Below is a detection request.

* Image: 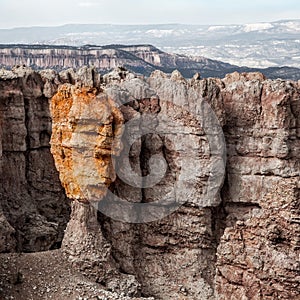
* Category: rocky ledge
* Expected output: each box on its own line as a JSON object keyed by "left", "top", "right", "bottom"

{"left": 0, "top": 66, "right": 299, "bottom": 299}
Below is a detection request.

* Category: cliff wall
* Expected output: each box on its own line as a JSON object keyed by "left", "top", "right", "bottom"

{"left": 0, "top": 67, "right": 70, "bottom": 252}
{"left": 2, "top": 44, "right": 300, "bottom": 80}
{"left": 0, "top": 66, "right": 299, "bottom": 299}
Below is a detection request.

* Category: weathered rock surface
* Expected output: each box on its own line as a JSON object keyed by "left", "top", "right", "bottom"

{"left": 1, "top": 44, "right": 300, "bottom": 80}
{"left": 49, "top": 80, "right": 143, "bottom": 296}
{"left": 0, "top": 66, "right": 70, "bottom": 253}
{"left": 0, "top": 250, "right": 154, "bottom": 300}
{"left": 101, "top": 69, "right": 299, "bottom": 299}
{"left": 99, "top": 69, "right": 226, "bottom": 299}
{"left": 215, "top": 72, "right": 300, "bottom": 299}
{"left": 0, "top": 66, "right": 299, "bottom": 299}
{"left": 50, "top": 84, "right": 123, "bottom": 202}
{"left": 0, "top": 44, "right": 240, "bottom": 80}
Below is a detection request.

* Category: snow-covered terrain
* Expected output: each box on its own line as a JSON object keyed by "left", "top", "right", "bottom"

{"left": 243, "top": 23, "right": 274, "bottom": 32}
{"left": 0, "top": 20, "right": 299, "bottom": 68}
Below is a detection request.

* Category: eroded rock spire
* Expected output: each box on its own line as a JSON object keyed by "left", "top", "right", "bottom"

{"left": 50, "top": 85, "right": 123, "bottom": 203}
{"left": 49, "top": 84, "right": 141, "bottom": 295}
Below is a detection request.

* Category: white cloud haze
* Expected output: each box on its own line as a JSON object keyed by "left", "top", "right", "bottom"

{"left": 78, "top": 1, "right": 100, "bottom": 7}
{"left": 0, "top": 0, "right": 299, "bottom": 28}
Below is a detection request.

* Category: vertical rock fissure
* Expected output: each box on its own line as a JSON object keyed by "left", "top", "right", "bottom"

{"left": 139, "top": 135, "right": 149, "bottom": 204}
{"left": 23, "top": 96, "right": 32, "bottom": 196}
{"left": 210, "top": 193, "right": 227, "bottom": 253}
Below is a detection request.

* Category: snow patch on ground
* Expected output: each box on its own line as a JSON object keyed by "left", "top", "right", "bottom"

{"left": 208, "top": 26, "right": 228, "bottom": 31}
{"left": 243, "top": 23, "right": 274, "bottom": 32}
{"left": 283, "top": 21, "right": 300, "bottom": 31}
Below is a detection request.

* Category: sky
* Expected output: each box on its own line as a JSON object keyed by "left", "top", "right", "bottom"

{"left": 0, "top": 0, "right": 300, "bottom": 28}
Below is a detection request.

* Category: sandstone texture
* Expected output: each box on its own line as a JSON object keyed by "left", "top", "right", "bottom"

{"left": 0, "top": 45, "right": 236, "bottom": 79}
{"left": 0, "top": 66, "right": 299, "bottom": 299}
{"left": 215, "top": 72, "right": 300, "bottom": 299}
{"left": 49, "top": 82, "right": 143, "bottom": 295}
{"left": 50, "top": 84, "right": 123, "bottom": 202}
{"left": 1, "top": 44, "right": 300, "bottom": 80}
{"left": 0, "top": 66, "right": 70, "bottom": 253}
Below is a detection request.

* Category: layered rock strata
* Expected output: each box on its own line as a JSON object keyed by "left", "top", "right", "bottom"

{"left": 49, "top": 82, "right": 141, "bottom": 294}
{"left": 50, "top": 84, "right": 124, "bottom": 202}
{"left": 0, "top": 66, "right": 299, "bottom": 299}
{"left": 1, "top": 44, "right": 300, "bottom": 80}
{"left": 215, "top": 72, "right": 300, "bottom": 299}
{"left": 0, "top": 67, "right": 70, "bottom": 252}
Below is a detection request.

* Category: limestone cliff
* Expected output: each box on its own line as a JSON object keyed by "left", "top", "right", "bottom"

{"left": 0, "top": 67, "right": 70, "bottom": 253}
{"left": 0, "top": 66, "right": 299, "bottom": 299}
{"left": 1, "top": 44, "right": 300, "bottom": 80}
{"left": 215, "top": 72, "right": 300, "bottom": 299}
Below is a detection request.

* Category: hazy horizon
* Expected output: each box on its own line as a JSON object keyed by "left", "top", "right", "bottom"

{"left": 1, "top": 0, "right": 300, "bottom": 29}
{"left": 1, "top": 18, "right": 300, "bottom": 30}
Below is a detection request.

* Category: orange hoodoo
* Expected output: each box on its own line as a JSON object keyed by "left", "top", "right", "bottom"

{"left": 50, "top": 84, "right": 124, "bottom": 203}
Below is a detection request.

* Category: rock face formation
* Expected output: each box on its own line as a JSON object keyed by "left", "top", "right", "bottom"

{"left": 0, "top": 67, "right": 70, "bottom": 253}
{"left": 1, "top": 44, "right": 300, "bottom": 80}
{"left": 0, "top": 66, "right": 299, "bottom": 299}
{"left": 215, "top": 72, "right": 300, "bottom": 299}
{"left": 50, "top": 85, "right": 124, "bottom": 202}
{"left": 49, "top": 82, "right": 139, "bottom": 293}
{"left": 0, "top": 45, "right": 153, "bottom": 73}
